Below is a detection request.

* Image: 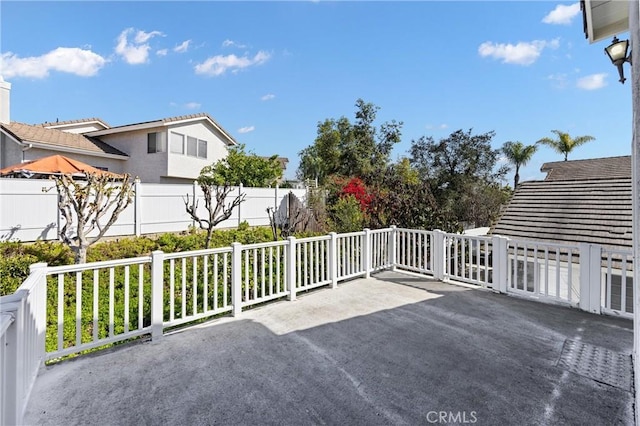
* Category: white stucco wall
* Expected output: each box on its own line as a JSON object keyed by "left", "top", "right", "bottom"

{"left": 100, "top": 128, "right": 168, "bottom": 182}
{"left": 99, "top": 120, "right": 231, "bottom": 183}
{"left": 0, "top": 133, "right": 24, "bottom": 167}
{"left": 166, "top": 121, "right": 231, "bottom": 180}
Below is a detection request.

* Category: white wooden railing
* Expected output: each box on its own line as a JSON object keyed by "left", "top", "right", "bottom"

{"left": 601, "top": 247, "right": 634, "bottom": 318}
{"left": 0, "top": 226, "right": 634, "bottom": 425}
{"left": 0, "top": 263, "right": 47, "bottom": 426}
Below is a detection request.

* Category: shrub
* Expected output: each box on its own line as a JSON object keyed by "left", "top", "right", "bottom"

{"left": 328, "top": 195, "right": 366, "bottom": 233}
{"left": 0, "top": 254, "right": 39, "bottom": 295}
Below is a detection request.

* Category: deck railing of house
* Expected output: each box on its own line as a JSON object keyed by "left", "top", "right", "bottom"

{"left": 0, "top": 226, "right": 634, "bottom": 425}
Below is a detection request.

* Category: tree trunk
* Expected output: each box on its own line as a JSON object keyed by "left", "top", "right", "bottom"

{"left": 514, "top": 166, "right": 520, "bottom": 188}
{"left": 73, "top": 245, "right": 88, "bottom": 264}
{"left": 205, "top": 227, "right": 213, "bottom": 249}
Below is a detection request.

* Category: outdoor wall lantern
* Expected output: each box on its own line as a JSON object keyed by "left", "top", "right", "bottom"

{"left": 605, "top": 36, "right": 632, "bottom": 84}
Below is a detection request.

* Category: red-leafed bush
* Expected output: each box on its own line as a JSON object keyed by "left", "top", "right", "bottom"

{"left": 340, "top": 177, "right": 371, "bottom": 210}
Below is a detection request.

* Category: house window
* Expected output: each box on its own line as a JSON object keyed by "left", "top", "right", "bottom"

{"left": 187, "top": 136, "right": 198, "bottom": 157}
{"left": 169, "top": 132, "right": 207, "bottom": 159}
{"left": 170, "top": 132, "right": 184, "bottom": 154}
{"left": 147, "top": 132, "right": 166, "bottom": 153}
{"left": 198, "top": 140, "right": 207, "bottom": 159}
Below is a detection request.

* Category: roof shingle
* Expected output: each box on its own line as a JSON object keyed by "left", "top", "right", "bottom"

{"left": 541, "top": 156, "right": 631, "bottom": 181}
{"left": 491, "top": 178, "right": 632, "bottom": 250}
{"left": 1, "top": 122, "right": 127, "bottom": 157}
{"left": 37, "top": 117, "right": 111, "bottom": 128}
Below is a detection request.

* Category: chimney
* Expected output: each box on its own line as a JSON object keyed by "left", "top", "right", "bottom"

{"left": 0, "top": 76, "right": 11, "bottom": 124}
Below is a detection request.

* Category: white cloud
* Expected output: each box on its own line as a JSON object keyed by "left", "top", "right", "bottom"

{"left": 425, "top": 123, "right": 448, "bottom": 130}
{"left": 238, "top": 126, "right": 255, "bottom": 134}
{"left": 222, "top": 39, "right": 247, "bottom": 49}
{"left": 156, "top": 49, "right": 168, "bottom": 56}
{"left": 0, "top": 47, "right": 106, "bottom": 79}
{"left": 174, "top": 40, "right": 191, "bottom": 53}
{"left": 576, "top": 73, "right": 607, "bottom": 90}
{"left": 170, "top": 101, "right": 202, "bottom": 109}
{"left": 134, "top": 30, "right": 163, "bottom": 44}
{"left": 261, "top": 93, "right": 275, "bottom": 101}
{"left": 542, "top": 3, "right": 581, "bottom": 25}
{"left": 547, "top": 73, "right": 568, "bottom": 89}
{"left": 115, "top": 28, "right": 163, "bottom": 65}
{"left": 194, "top": 51, "right": 270, "bottom": 76}
{"left": 478, "top": 39, "right": 558, "bottom": 66}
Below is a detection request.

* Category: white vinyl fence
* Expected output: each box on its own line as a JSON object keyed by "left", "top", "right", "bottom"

{"left": 0, "top": 178, "right": 306, "bottom": 242}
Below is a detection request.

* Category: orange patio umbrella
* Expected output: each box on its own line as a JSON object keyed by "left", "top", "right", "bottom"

{"left": 0, "top": 154, "right": 125, "bottom": 179}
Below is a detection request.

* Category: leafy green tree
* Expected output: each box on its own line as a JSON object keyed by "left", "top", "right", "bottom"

{"left": 214, "top": 144, "right": 282, "bottom": 187}
{"left": 298, "top": 99, "right": 402, "bottom": 184}
{"left": 501, "top": 141, "right": 538, "bottom": 188}
{"left": 537, "top": 130, "right": 595, "bottom": 161}
{"left": 409, "top": 129, "right": 509, "bottom": 228}
{"left": 184, "top": 144, "right": 282, "bottom": 248}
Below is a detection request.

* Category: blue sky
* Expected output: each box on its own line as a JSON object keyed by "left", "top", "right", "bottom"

{"left": 1, "top": 1, "right": 632, "bottom": 181}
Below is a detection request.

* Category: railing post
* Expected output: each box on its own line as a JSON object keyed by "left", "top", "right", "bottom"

{"left": 363, "top": 228, "right": 371, "bottom": 278}
{"left": 389, "top": 226, "right": 397, "bottom": 271}
{"left": 579, "top": 243, "right": 601, "bottom": 314}
{"left": 151, "top": 251, "right": 164, "bottom": 341}
{"left": 134, "top": 178, "right": 142, "bottom": 237}
{"left": 433, "top": 230, "right": 446, "bottom": 281}
{"left": 329, "top": 232, "right": 338, "bottom": 288}
{"left": 287, "top": 236, "right": 297, "bottom": 301}
{"left": 3, "top": 301, "right": 22, "bottom": 426}
{"left": 29, "top": 262, "right": 48, "bottom": 367}
{"left": 492, "top": 236, "right": 509, "bottom": 293}
{"left": 232, "top": 242, "right": 243, "bottom": 316}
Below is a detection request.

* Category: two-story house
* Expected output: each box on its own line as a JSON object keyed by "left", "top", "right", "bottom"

{"left": 0, "top": 78, "right": 238, "bottom": 183}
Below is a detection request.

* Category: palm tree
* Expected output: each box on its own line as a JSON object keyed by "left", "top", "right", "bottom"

{"left": 537, "top": 130, "right": 595, "bottom": 161}
{"left": 501, "top": 141, "right": 538, "bottom": 188}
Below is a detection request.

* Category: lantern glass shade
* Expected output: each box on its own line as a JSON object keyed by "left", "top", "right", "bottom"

{"left": 605, "top": 37, "right": 629, "bottom": 63}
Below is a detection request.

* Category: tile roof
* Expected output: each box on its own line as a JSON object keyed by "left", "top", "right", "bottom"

{"left": 491, "top": 178, "right": 632, "bottom": 250}
{"left": 541, "top": 156, "right": 631, "bottom": 181}
{"left": 89, "top": 113, "right": 237, "bottom": 145}
{"left": 37, "top": 117, "right": 111, "bottom": 128}
{"left": 1, "top": 122, "right": 128, "bottom": 157}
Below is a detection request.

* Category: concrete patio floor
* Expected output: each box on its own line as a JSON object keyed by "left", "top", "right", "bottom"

{"left": 25, "top": 271, "right": 634, "bottom": 425}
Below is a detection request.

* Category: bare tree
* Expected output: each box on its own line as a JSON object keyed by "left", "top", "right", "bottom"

{"left": 51, "top": 173, "right": 134, "bottom": 263}
{"left": 184, "top": 147, "right": 281, "bottom": 248}
{"left": 267, "top": 192, "right": 319, "bottom": 240}
{"left": 184, "top": 183, "right": 245, "bottom": 248}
